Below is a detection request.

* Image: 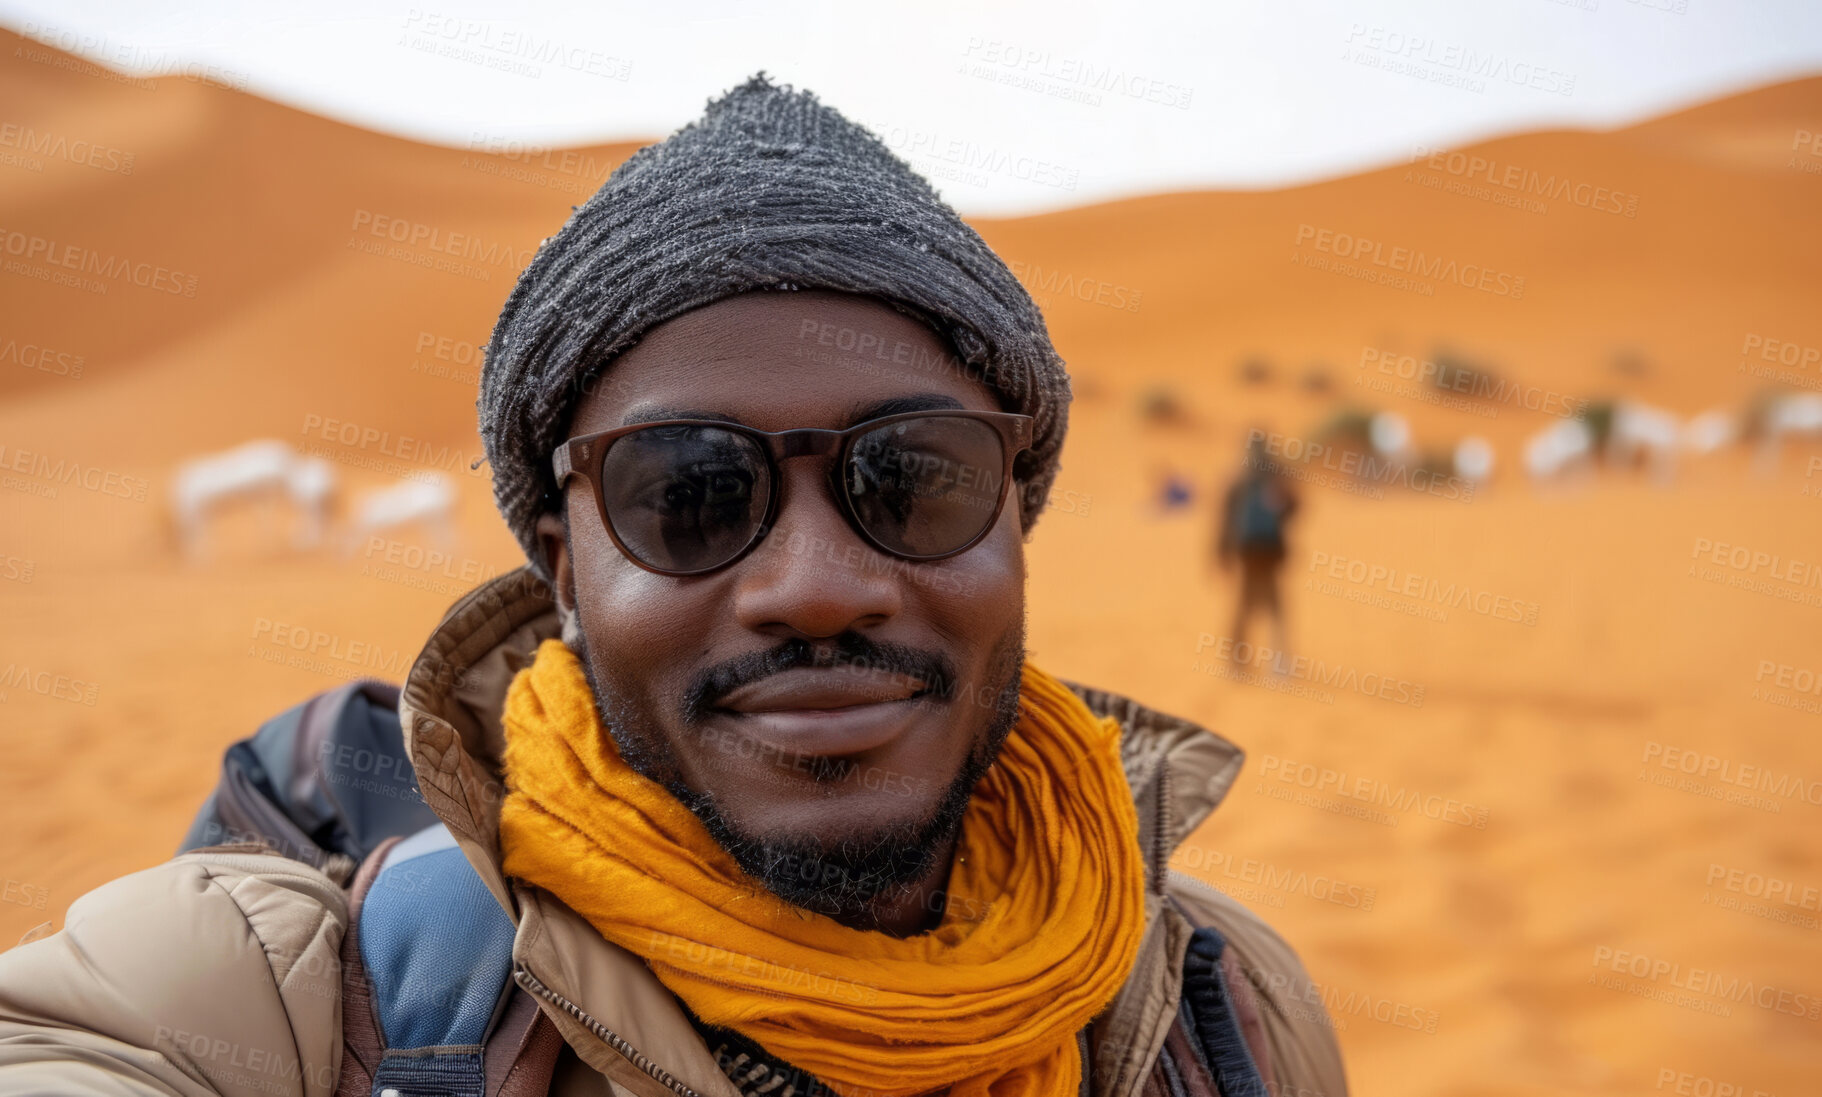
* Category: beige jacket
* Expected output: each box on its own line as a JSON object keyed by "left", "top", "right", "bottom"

{"left": 0, "top": 568, "right": 1347, "bottom": 1097}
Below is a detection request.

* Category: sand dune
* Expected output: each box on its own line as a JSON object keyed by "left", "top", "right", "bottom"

{"left": 2, "top": 31, "right": 1820, "bottom": 1097}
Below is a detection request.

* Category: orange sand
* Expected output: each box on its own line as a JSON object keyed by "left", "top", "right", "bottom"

{"left": 3, "top": 33, "right": 1820, "bottom": 1096}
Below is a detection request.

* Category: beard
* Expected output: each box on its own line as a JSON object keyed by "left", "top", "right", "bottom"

{"left": 568, "top": 618, "right": 1026, "bottom": 929}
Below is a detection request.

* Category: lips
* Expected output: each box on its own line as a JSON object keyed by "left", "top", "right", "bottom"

{"left": 719, "top": 667, "right": 930, "bottom": 712}
{"left": 712, "top": 667, "right": 936, "bottom": 757}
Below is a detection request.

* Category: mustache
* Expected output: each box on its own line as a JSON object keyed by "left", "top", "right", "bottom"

{"left": 682, "top": 633, "right": 958, "bottom": 726}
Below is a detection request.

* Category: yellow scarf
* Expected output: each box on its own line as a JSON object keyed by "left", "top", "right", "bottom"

{"left": 498, "top": 639, "right": 1145, "bottom": 1097}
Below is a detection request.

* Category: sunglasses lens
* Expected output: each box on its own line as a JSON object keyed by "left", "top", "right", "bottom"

{"left": 598, "top": 425, "right": 771, "bottom": 573}
{"left": 846, "top": 416, "right": 1008, "bottom": 557}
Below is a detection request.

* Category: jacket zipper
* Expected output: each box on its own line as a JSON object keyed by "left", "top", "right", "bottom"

{"left": 1152, "top": 763, "right": 1175, "bottom": 889}
{"left": 513, "top": 961, "right": 704, "bottom": 1097}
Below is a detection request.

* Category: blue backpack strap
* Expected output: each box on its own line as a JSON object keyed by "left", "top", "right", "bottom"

{"left": 1178, "top": 926, "right": 1269, "bottom": 1097}
{"left": 359, "top": 823, "right": 520, "bottom": 1097}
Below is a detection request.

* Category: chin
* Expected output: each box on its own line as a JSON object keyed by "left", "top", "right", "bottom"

{"left": 741, "top": 791, "right": 950, "bottom": 850}
{"left": 674, "top": 765, "right": 980, "bottom": 913}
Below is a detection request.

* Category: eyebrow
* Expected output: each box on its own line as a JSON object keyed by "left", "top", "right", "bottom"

{"left": 620, "top": 392, "right": 965, "bottom": 428}
{"left": 621, "top": 406, "right": 741, "bottom": 427}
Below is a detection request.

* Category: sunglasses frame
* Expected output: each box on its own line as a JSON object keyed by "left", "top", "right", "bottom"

{"left": 552, "top": 409, "right": 1036, "bottom": 577}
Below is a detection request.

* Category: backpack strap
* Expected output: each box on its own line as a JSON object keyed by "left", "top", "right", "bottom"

{"left": 1177, "top": 926, "right": 1270, "bottom": 1097}
{"left": 178, "top": 678, "right": 438, "bottom": 880}
{"left": 337, "top": 823, "right": 562, "bottom": 1097}
{"left": 337, "top": 835, "right": 401, "bottom": 1097}
{"left": 487, "top": 984, "right": 567, "bottom": 1097}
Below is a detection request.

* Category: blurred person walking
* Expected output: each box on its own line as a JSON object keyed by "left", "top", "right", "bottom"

{"left": 1215, "top": 434, "right": 1299, "bottom": 669}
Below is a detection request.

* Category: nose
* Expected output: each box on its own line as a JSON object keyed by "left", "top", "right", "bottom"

{"left": 730, "top": 460, "right": 903, "bottom": 639}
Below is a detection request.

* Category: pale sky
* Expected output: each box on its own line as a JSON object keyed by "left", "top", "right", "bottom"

{"left": 4, "top": 0, "right": 1819, "bottom": 215}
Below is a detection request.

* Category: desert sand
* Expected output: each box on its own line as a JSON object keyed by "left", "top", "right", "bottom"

{"left": 2, "top": 31, "right": 1820, "bottom": 1096}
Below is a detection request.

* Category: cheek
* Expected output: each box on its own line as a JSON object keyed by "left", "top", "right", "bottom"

{"left": 974, "top": 511, "right": 1026, "bottom": 603}
{"left": 568, "top": 511, "right": 704, "bottom": 687}
{"left": 919, "top": 501, "right": 1025, "bottom": 646}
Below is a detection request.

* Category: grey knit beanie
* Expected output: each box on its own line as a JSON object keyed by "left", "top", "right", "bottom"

{"left": 479, "top": 72, "right": 1071, "bottom": 580}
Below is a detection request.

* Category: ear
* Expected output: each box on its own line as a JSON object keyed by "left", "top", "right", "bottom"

{"left": 534, "top": 511, "right": 575, "bottom": 615}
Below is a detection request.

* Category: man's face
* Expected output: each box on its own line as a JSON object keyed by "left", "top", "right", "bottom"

{"left": 535, "top": 290, "right": 1028, "bottom": 920}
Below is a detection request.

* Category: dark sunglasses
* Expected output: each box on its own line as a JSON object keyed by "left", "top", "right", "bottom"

{"left": 552, "top": 410, "right": 1036, "bottom": 576}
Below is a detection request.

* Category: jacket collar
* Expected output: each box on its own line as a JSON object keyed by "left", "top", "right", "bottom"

{"left": 400, "top": 566, "right": 1246, "bottom": 1096}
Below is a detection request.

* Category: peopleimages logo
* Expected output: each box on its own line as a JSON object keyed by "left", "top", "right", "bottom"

{"left": 1689, "top": 538, "right": 1820, "bottom": 584}
{"left": 1704, "top": 863, "right": 1821, "bottom": 914}
{"left": 1654, "top": 1067, "right": 1776, "bottom": 1097}
{"left": 0, "top": 664, "right": 100, "bottom": 706}
{"left": 0, "top": 226, "right": 199, "bottom": 297}
{"left": 1740, "top": 332, "right": 1820, "bottom": 374}
{"left": 15, "top": 21, "right": 250, "bottom": 89}
{"left": 1357, "top": 347, "right": 1584, "bottom": 419}
{"left": 958, "top": 37, "right": 1195, "bottom": 110}
{"left": 1254, "top": 753, "right": 1486, "bottom": 828}
{"left": 1246, "top": 428, "right": 1475, "bottom": 502}
{"left": 1687, "top": 537, "right": 1822, "bottom": 609}
{"left": 1590, "top": 946, "right": 1821, "bottom": 1021}
{"left": 1294, "top": 224, "right": 1525, "bottom": 299}
{"left": 1307, "top": 550, "right": 1540, "bottom": 626}
{"left": 0, "top": 338, "right": 85, "bottom": 379}
{"left": 1639, "top": 740, "right": 1822, "bottom": 808}
{"left": 299, "top": 413, "right": 486, "bottom": 480}
{"left": 1175, "top": 847, "right": 1377, "bottom": 911}
{"left": 866, "top": 120, "right": 1081, "bottom": 192}
{"left": 247, "top": 617, "right": 418, "bottom": 683}
{"left": 1752, "top": 657, "right": 1822, "bottom": 717}
{"left": 1005, "top": 259, "right": 1142, "bottom": 313}
{"left": 151, "top": 1027, "right": 335, "bottom": 1091}
{"left": 459, "top": 133, "right": 614, "bottom": 197}
{"left": 1407, "top": 146, "right": 1639, "bottom": 218}
{"left": 646, "top": 931, "right": 880, "bottom": 1005}
{"left": 400, "top": 10, "right": 634, "bottom": 80}
{"left": 0, "top": 123, "right": 135, "bottom": 175}
{"left": 348, "top": 210, "right": 536, "bottom": 273}
{"left": 1342, "top": 24, "right": 1576, "bottom": 97}
{"left": 0, "top": 443, "right": 149, "bottom": 502}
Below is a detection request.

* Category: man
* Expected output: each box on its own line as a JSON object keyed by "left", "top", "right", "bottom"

{"left": 0, "top": 75, "right": 1346, "bottom": 1097}
{"left": 1215, "top": 433, "right": 1300, "bottom": 665}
